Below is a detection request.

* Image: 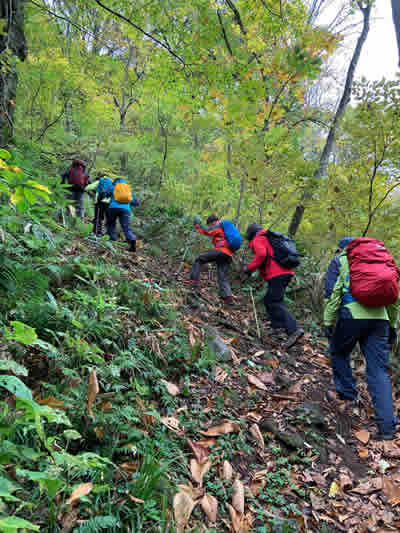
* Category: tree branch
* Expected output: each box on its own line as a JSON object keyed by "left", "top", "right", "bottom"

{"left": 225, "top": 0, "right": 246, "bottom": 35}
{"left": 92, "top": 0, "right": 187, "bottom": 67}
{"left": 217, "top": 9, "right": 233, "bottom": 56}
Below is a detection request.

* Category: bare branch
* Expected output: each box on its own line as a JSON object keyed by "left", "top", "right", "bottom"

{"left": 217, "top": 9, "right": 233, "bottom": 56}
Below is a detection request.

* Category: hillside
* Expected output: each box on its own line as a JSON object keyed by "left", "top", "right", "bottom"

{"left": 1, "top": 205, "right": 400, "bottom": 533}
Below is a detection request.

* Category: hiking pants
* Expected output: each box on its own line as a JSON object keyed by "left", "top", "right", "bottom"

{"left": 68, "top": 190, "right": 84, "bottom": 219}
{"left": 106, "top": 208, "right": 136, "bottom": 243}
{"left": 264, "top": 274, "right": 297, "bottom": 335}
{"left": 330, "top": 318, "right": 396, "bottom": 434}
{"left": 190, "top": 250, "right": 232, "bottom": 299}
{"left": 93, "top": 201, "right": 108, "bottom": 236}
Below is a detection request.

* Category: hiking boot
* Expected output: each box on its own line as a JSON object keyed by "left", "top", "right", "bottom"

{"left": 283, "top": 328, "right": 304, "bottom": 349}
{"left": 129, "top": 240, "right": 137, "bottom": 253}
{"left": 326, "top": 390, "right": 360, "bottom": 407}
{"left": 223, "top": 296, "right": 234, "bottom": 307}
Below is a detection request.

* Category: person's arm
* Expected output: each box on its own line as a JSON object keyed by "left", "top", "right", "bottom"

{"left": 247, "top": 238, "right": 267, "bottom": 273}
{"left": 324, "top": 257, "right": 340, "bottom": 299}
{"left": 195, "top": 222, "right": 221, "bottom": 237}
{"left": 61, "top": 169, "right": 69, "bottom": 184}
{"left": 85, "top": 180, "right": 99, "bottom": 192}
{"left": 131, "top": 195, "right": 139, "bottom": 207}
{"left": 323, "top": 259, "right": 344, "bottom": 326}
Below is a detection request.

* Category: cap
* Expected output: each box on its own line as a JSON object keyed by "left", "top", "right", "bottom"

{"left": 336, "top": 237, "right": 354, "bottom": 253}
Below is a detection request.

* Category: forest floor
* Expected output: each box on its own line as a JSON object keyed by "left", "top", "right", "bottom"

{"left": 15, "top": 228, "right": 400, "bottom": 533}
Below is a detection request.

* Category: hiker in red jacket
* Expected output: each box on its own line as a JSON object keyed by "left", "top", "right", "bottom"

{"left": 185, "top": 215, "right": 233, "bottom": 306}
{"left": 61, "top": 159, "right": 90, "bottom": 220}
{"left": 244, "top": 224, "right": 304, "bottom": 349}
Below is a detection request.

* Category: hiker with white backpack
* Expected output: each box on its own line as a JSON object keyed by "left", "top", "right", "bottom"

{"left": 185, "top": 215, "right": 242, "bottom": 307}
{"left": 324, "top": 237, "right": 400, "bottom": 441}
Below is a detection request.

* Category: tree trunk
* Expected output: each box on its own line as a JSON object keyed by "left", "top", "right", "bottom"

{"left": 288, "top": 1, "right": 371, "bottom": 237}
{"left": 392, "top": 0, "right": 400, "bottom": 67}
{"left": 0, "top": 0, "right": 26, "bottom": 147}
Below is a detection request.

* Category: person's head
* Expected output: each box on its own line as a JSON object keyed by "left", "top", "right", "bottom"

{"left": 206, "top": 215, "right": 219, "bottom": 226}
{"left": 335, "top": 236, "right": 354, "bottom": 254}
{"left": 246, "top": 223, "right": 263, "bottom": 242}
{"left": 72, "top": 159, "right": 85, "bottom": 169}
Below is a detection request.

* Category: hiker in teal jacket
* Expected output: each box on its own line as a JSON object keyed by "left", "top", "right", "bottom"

{"left": 106, "top": 178, "right": 139, "bottom": 252}
{"left": 324, "top": 247, "right": 399, "bottom": 440}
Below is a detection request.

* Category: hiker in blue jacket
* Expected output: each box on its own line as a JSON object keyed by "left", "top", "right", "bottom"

{"left": 106, "top": 177, "right": 139, "bottom": 252}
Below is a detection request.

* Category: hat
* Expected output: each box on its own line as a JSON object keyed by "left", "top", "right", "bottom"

{"left": 245, "top": 223, "right": 263, "bottom": 242}
{"left": 336, "top": 237, "right": 354, "bottom": 253}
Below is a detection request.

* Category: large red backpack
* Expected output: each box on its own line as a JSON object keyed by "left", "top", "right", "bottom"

{"left": 346, "top": 238, "right": 400, "bottom": 308}
{"left": 69, "top": 162, "right": 88, "bottom": 190}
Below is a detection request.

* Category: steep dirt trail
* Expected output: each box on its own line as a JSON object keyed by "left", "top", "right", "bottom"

{"left": 121, "top": 243, "right": 400, "bottom": 532}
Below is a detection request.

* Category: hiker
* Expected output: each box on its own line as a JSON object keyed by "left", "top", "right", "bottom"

{"left": 106, "top": 177, "right": 138, "bottom": 252}
{"left": 185, "top": 215, "right": 239, "bottom": 306}
{"left": 61, "top": 160, "right": 90, "bottom": 220}
{"left": 243, "top": 224, "right": 304, "bottom": 349}
{"left": 324, "top": 237, "right": 400, "bottom": 440}
{"left": 86, "top": 174, "right": 113, "bottom": 236}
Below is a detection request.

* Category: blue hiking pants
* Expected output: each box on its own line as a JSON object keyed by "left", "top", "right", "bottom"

{"left": 106, "top": 208, "right": 136, "bottom": 243}
{"left": 330, "top": 319, "right": 396, "bottom": 434}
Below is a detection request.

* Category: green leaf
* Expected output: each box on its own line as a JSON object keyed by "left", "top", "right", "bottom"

{"left": 15, "top": 470, "right": 64, "bottom": 499}
{"left": 0, "top": 376, "right": 32, "bottom": 401}
{"left": 0, "top": 149, "right": 11, "bottom": 161}
{"left": 0, "top": 516, "right": 40, "bottom": 532}
{"left": 6, "top": 321, "right": 38, "bottom": 345}
{"left": 63, "top": 429, "right": 82, "bottom": 440}
{"left": 0, "top": 360, "right": 28, "bottom": 376}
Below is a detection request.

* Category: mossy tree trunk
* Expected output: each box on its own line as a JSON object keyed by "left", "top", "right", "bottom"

{"left": 0, "top": 0, "right": 26, "bottom": 147}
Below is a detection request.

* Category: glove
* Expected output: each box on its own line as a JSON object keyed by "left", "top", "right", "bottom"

{"left": 389, "top": 327, "right": 397, "bottom": 346}
{"left": 323, "top": 325, "right": 334, "bottom": 339}
{"left": 193, "top": 217, "right": 201, "bottom": 226}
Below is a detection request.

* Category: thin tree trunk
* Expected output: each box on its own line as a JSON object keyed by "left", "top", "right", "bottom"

{"left": 0, "top": 0, "right": 27, "bottom": 147}
{"left": 288, "top": 1, "right": 371, "bottom": 237}
{"left": 392, "top": 0, "right": 400, "bottom": 67}
{"left": 234, "top": 177, "right": 245, "bottom": 226}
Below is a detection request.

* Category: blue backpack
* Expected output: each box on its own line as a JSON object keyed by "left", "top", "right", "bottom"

{"left": 221, "top": 220, "right": 242, "bottom": 252}
{"left": 97, "top": 177, "right": 113, "bottom": 200}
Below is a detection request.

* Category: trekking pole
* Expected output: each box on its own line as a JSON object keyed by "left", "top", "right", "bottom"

{"left": 250, "top": 287, "right": 261, "bottom": 340}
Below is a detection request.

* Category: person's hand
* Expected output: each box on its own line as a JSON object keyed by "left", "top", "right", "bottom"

{"left": 193, "top": 217, "right": 201, "bottom": 226}
{"left": 389, "top": 327, "right": 397, "bottom": 346}
{"left": 323, "top": 325, "right": 334, "bottom": 339}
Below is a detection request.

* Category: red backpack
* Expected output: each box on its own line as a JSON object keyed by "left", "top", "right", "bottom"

{"left": 68, "top": 164, "right": 88, "bottom": 190}
{"left": 346, "top": 238, "right": 400, "bottom": 308}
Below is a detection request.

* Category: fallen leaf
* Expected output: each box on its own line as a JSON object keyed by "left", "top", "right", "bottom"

{"left": 87, "top": 370, "right": 99, "bottom": 418}
{"left": 187, "top": 438, "right": 214, "bottom": 463}
{"left": 266, "top": 358, "right": 279, "bottom": 369}
{"left": 227, "top": 505, "right": 252, "bottom": 533}
{"left": 310, "top": 491, "right": 325, "bottom": 510}
{"left": 215, "top": 367, "right": 228, "bottom": 383}
{"left": 173, "top": 488, "right": 198, "bottom": 533}
{"left": 100, "top": 401, "right": 112, "bottom": 411}
{"left": 66, "top": 483, "right": 93, "bottom": 505}
{"left": 200, "top": 420, "right": 240, "bottom": 437}
{"left": 161, "top": 416, "right": 184, "bottom": 436}
{"left": 38, "top": 396, "right": 65, "bottom": 409}
{"left": 358, "top": 446, "right": 369, "bottom": 458}
{"left": 190, "top": 458, "right": 211, "bottom": 487}
{"left": 161, "top": 379, "right": 180, "bottom": 396}
{"left": 200, "top": 493, "right": 218, "bottom": 523}
{"left": 339, "top": 473, "right": 353, "bottom": 490}
{"left": 128, "top": 495, "right": 145, "bottom": 504}
{"left": 258, "top": 372, "right": 274, "bottom": 384}
{"left": 355, "top": 429, "right": 370, "bottom": 444}
{"left": 222, "top": 460, "right": 233, "bottom": 482}
{"left": 329, "top": 480, "right": 340, "bottom": 497}
{"left": 232, "top": 478, "right": 245, "bottom": 514}
{"left": 352, "top": 477, "right": 382, "bottom": 495}
{"left": 252, "top": 350, "right": 265, "bottom": 357}
{"left": 288, "top": 380, "right": 303, "bottom": 394}
{"left": 249, "top": 424, "right": 264, "bottom": 451}
{"left": 120, "top": 462, "right": 139, "bottom": 475}
{"left": 247, "top": 374, "right": 267, "bottom": 391}
{"left": 383, "top": 477, "right": 400, "bottom": 505}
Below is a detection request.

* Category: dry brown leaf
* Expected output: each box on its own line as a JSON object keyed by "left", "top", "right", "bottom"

{"left": 187, "top": 438, "right": 212, "bottom": 463}
{"left": 161, "top": 416, "right": 184, "bottom": 436}
{"left": 161, "top": 379, "right": 180, "bottom": 396}
{"left": 100, "top": 401, "right": 112, "bottom": 411}
{"left": 128, "top": 494, "right": 145, "bottom": 504}
{"left": 88, "top": 370, "right": 99, "bottom": 418}
{"left": 232, "top": 478, "right": 245, "bottom": 514}
{"left": 258, "top": 372, "right": 274, "bottom": 384}
{"left": 120, "top": 462, "right": 139, "bottom": 475}
{"left": 200, "top": 420, "right": 240, "bottom": 437}
{"left": 252, "top": 350, "right": 265, "bottom": 357}
{"left": 383, "top": 477, "right": 400, "bottom": 506}
{"left": 247, "top": 374, "right": 268, "bottom": 391}
{"left": 288, "top": 380, "right": 303, "bottom": 394}
{"left": 215, "top": 367, "right": 228, "bottom": 383}
{"left": 59, "top": 508, "right": 79, "bottom": 533}
{"left": 383, "top": 440, "right": 400, "bottom": 458}
{"left": 227, "top": 505, "right": 252, "bottom": 533}
{"left": 222, "top": 460, "right": 233, "bottom": 482}
{"left": 249, "top": 423, "right": 264, "bottom": 451}
{"left": 352, "top": 477, "right": 382, "bottom": 495}
{"left": 66, "top": 482, "right": 93, "bottom": 505}
{"left": 358, "top": 446, "right": 369, "bottom": 458}
{"left": 190, "top": 458, "right": 211, "bottom": 487}
{"left": 266, "top": 358, "right": 279, "bottom": 369}
{"left": 173, "top": 488, "right": 198, "bottom": 533}
{"left": 355, "top": 429, "right": 370, "bottom": 444}
{"left": 200, "top": 493, "right": 218, "bottom": 523}
{"left": 38, "top": 396, "right": 65, "bottom": 409}
{"left": 339, "top": 473, "right": 353, "bottom": 490}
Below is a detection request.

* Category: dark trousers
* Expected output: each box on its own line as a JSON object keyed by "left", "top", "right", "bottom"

{"left": 330, "top": 319, "right": 396, "bottom": 434}
{"left": 264, "top": 274, "right": 297, "bottom": 335}
{"left": 190, "top": 250, "right": 232, "bottom": 299}
{"left": 68, "top": 190, "right": 84, "bottom": 219}
{"left": 93, "top": 201, "right": 108, "bottom": 236}
{"left": 106, "top": 208, "right": 136, "bottom": 242}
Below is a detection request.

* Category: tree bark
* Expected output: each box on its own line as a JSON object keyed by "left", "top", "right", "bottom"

{"left": 0, "top": 0, "right": 27, "bottom": 147}
{"left": 288, "top": 1, "right": 371, "bottom": 237}
{"left": 392, "top": 0, "right": 400, "bottom": 67}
